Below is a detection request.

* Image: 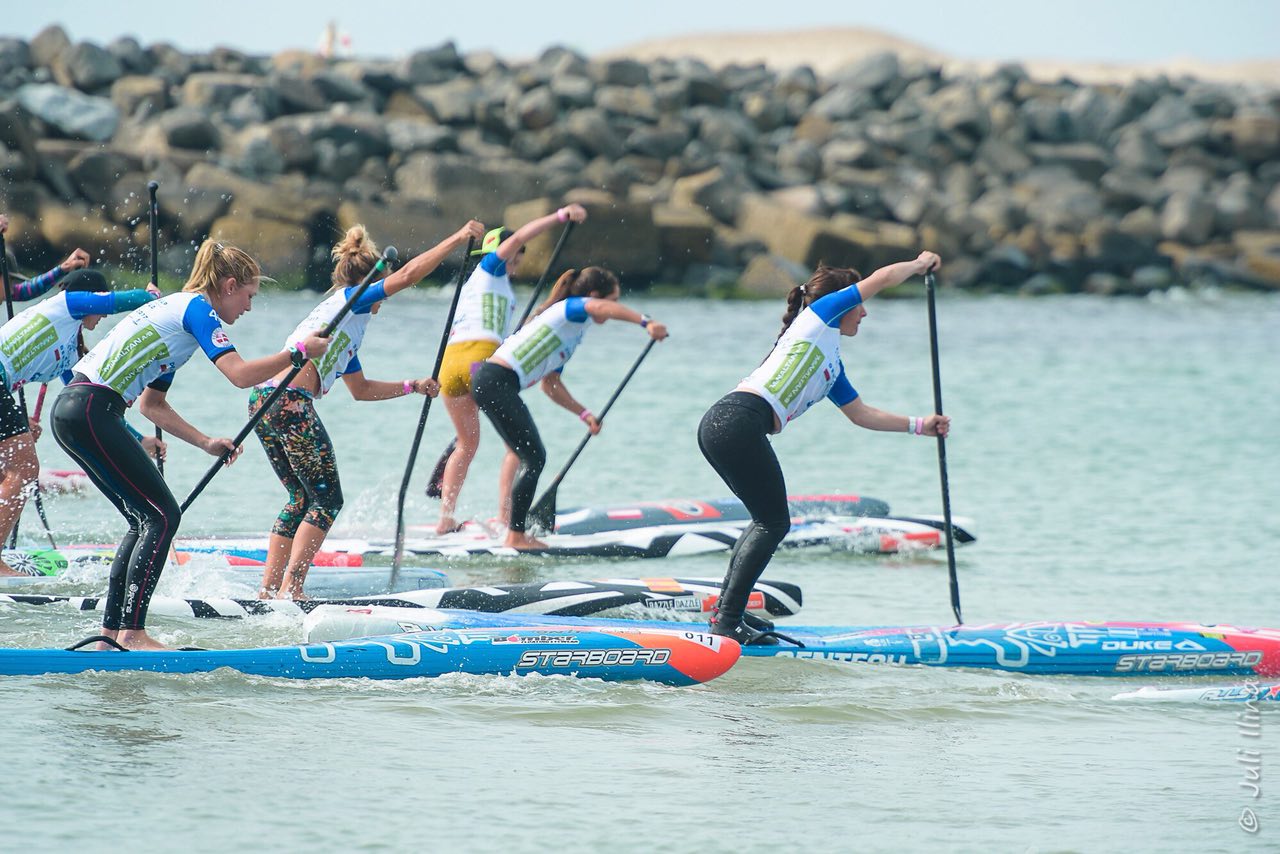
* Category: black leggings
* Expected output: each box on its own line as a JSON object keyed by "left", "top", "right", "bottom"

{"left": 471, "top": 362, "right": 545, "bottom": 533}
{"left": 51, "top": 380, "right": 179, "bottom": 631}
{"left": 697, "top": 391, "right": 792, "bottom": 620}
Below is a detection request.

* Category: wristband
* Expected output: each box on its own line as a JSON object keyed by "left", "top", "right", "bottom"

{"left": 288, "top": 341, "right": 307, "bottom": 369}
{"left": 294, "top": 340, "right": 308, "bottom": 359}
{"left": 579, "top": 409, "right": 593, "bottom": 423}
{"left": 403, "top": 380, "right": 415, "bottom": 395}
{"left": 556, "top": 207, "right": 570, "bottom": 223}
{"left": 640, "top": 314, "right": 652, "bottom": 329}
{"left": 911, "top": 417, "right": 926, "bottom": 435}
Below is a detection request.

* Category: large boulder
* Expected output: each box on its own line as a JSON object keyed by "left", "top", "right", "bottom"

{"left": 335, "top": 198, "right": 464, "bottom": 262}
{"left": 503, "top": 197, "right": 660, "bottom": 282}
{"left": 1161, "top": 191, "right": 1216, "bottom": 244}
{"left": 670, "top": 167, "right": 753, "bottom": 225}
{"left": 52, "top": 42, "right": 123, "bottom": 91}
{"left": 16, "top": 84, "right": 119, "bottom": 142}
{"left": 653, "top": 204, "right": 716, "bottom": 269}
{"left": 736, "top": 253, "right": 809, "bottom": 298}
{"left": 29, "top": 26, "right": 70, "bottom": 70}
{"left": 207, "top": 215, "right": 312, "bottom": 285}
{"left": 396, "top": 153, "right": 543, "bottom": 224}
{"left": 67, "top": 148, "right": 137, "bottom": 205}
{"left": 37, "top": 201, "right": 133, "bottom": 260}
{"left": 111, "top": 75, "right": 168, "bottom": 118}
{"left": 181, "top": 72, "right": 263, "bottom": 110}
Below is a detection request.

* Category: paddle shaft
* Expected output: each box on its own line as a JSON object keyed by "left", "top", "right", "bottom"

{"left": 180, "top": 251, "right": 395, "bottom": 513}
{"left": 925, "top": 270, "right": 962, "bottom": 625}
{"left": 0, "top": 235, "right": 57, "bottom": 549}
{"left": 148, "top": 181, "right": 165, "bottom": 475}
{"left": 529, "top": 337, "right": 658, "bottom": 531}
{"left": 391, "top": 238, "right": 476, "bottom": 576}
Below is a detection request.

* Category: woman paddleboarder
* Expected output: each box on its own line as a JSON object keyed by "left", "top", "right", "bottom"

{"left": 698, "top": 253, "right": 948, "bottom": 645}
{"left": 0, "top": 269, "right": 163, "bottom": 576}
{"left": 433, "top": 204, "right": 588, "bottom": 535}
{"left": 251, "top": 219, "right": 483, "bottom": 600}
{"left": 472, "top": 266, "right": 667, "bottom": 550}
{"left": 50, "top": 240, "right": 332, "bottom": 649}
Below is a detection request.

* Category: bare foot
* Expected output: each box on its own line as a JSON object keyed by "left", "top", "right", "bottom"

{"left": 115, "top": 629, "right": 169, "bottom": 651}
{"left": 274, "top": 590, "right": 311, "bottom": 602}
{"left": 434, "top": 517, "right": 463, "bottom": 536}
{"left": 257, "top": 587, "right": 278, "bottom": 600}
{"left": 504, "top": 532, "right": 547, "bottom": 550}
{"left": 93, "top": 629, "right": 121, "bottom": 651}
{"left": 0, "top": 565, "right": 24, "bottom": 577}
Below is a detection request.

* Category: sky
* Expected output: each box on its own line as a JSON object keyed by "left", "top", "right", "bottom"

{"left": 6, "top": 0, "right": 1279, "bottom": 65}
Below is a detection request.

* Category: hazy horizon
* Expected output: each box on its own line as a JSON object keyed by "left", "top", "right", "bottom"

{"left": 6, "top": 0, "right": 1279, "bottom": 66}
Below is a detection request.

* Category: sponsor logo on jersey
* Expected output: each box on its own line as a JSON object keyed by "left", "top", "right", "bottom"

{"left": 211, "top": 328, "right": 230, "bottom": 348}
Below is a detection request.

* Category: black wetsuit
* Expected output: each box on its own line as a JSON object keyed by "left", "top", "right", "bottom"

{"left": 697, "top": 391, "right": 792, "bottom": 637}
{"left": 471, "top": 361, "right": 546, "bottom": 533}
{"left": 51, "top": 378, "right": 180, "bottom": 630}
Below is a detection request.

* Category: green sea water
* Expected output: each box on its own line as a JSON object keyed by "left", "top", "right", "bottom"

{"left": 1, "top": 288, "right": 1277, "bottom": 853}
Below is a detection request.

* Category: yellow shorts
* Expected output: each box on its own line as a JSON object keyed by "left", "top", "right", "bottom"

{"left": 439, "top": 339, "right": 500, "bottom": 397}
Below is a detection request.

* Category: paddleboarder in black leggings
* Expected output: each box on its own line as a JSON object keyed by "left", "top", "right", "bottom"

{"left": 472, "top": 267, "right": 667, "bottom": 550}
{"left": 699, "top": 252, "right": 948, "bottom": 645}
{"left": 51, "top": 239, "right": 330, "bottom": 650}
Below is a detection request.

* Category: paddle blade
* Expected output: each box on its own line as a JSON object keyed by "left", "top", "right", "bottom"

{"left": 527, "top": 487, "right": 557, "bottom": 534}
{"left": 425, "top": 439, "right": 455, "bottom": 499}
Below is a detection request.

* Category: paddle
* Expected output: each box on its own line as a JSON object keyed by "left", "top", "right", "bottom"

{"left": 390, "top": 238, "right": 476, "bottom": 580}
{"left": 180, "top": 246, "right": 398, "bottom": 512}
{"left": 925, "top": 269, "right": 962, "bottom": 625}
{"left": 0, "top": 233, "right": 57, "bottom": 550}
{"left": 425, "top": 219, "right": 577, "bottom": 499}
{"left": 147, "top": 180, "right": 165, "bottom": 475}
{"left": 528, "top": 337, "right": 658, "bottom": 534}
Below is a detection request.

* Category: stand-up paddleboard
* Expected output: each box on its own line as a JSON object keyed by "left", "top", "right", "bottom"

{"left": 1112, "top": 684, "right": 1280, "bottom": 703}
{"left": 523, "top": 494, "right": 892, "bottom": 536}
{"left": 36, "top": 469, "right": 91, "bottom": 495}
{"left": 305, "top": 610, "right": 1280, "bottom": 679}
{"left": 0, "top": 547, "right": 447, "bottom": 598}
{"left": 179, "top": 515, "right": 972, "bottom": 564}
{"left": 0, "top": 576, "right": 802, "bottom": 620}
{"left": 0, "top": 626, "right": 740, "bottom": 685}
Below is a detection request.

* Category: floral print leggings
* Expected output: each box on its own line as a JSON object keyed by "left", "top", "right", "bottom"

{"left": 249, "top": 387, "right": 343, "bottom": 537}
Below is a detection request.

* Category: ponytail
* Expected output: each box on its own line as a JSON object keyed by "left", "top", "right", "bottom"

{"left": 330, "top": 224, "right": 379, "bottom": 289}
{"left": 528, "top": 266, "right": 620, "bottom": 323}
{"left": 775, "top": 264, "right": 862, "bottom": 342}
{"left": 184, "top": 239, "right": 261, "bottom": 299}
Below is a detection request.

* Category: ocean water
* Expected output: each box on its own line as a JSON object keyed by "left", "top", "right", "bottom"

{"left": 1, "top": 288, "right": 1277, "bottom": 853}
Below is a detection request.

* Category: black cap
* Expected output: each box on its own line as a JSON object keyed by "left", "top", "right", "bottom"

{"left": 60, "top": 269, "right": 110, "bottom": 292}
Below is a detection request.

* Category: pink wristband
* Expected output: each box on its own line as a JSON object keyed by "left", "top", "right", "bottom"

{"left": 403, "top": 380, "right": 414, "bottom": 395}
{"left": 557, "top": 207, "right": 570, "bottom": 223}
{"left": 293, "top": 340, "right": 307, "bottom": 358}
{"left": 579, "top": 409, "right": 592, "bottom": 423}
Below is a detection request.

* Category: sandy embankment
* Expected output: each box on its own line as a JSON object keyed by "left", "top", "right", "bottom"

{"left": 605, "top": 26, "right": 1279, "bottom": 87}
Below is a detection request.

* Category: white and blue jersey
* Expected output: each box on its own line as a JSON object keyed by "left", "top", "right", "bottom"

{"left": 492, "top": 297, "right": 591, "bottom": 388}
{"left": 737, "top": 284, "right": 862, "bottom": 432}
{"left": 0, "top": 289, "right": 156, "bottom": 391}
{"left": 74, "top": 293, "right": 236, "bottom": 404}
{"left": 279, "top": 281, "right": 386, "bottom": 397}
{"left": 449, "top": 253, "right": 516, "bottom": 344}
